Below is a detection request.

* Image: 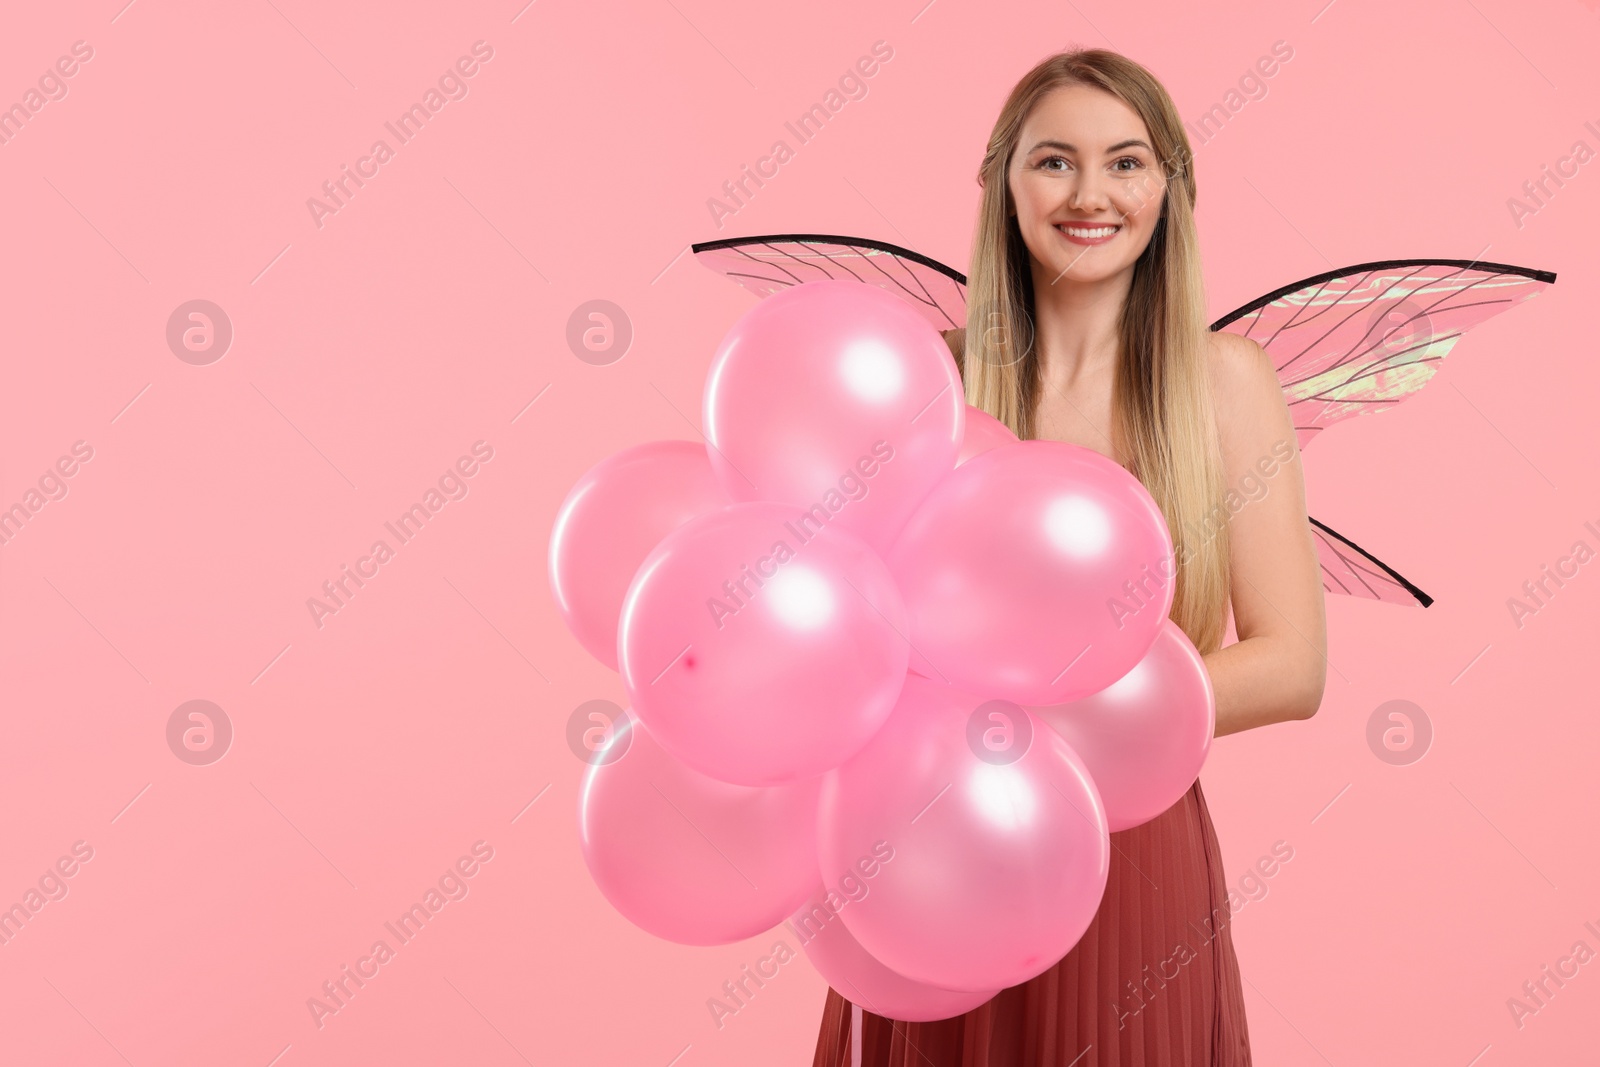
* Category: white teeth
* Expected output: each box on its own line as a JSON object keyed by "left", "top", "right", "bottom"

{"left": 1058, "top": 224, "right": 1118, "bottom": 238}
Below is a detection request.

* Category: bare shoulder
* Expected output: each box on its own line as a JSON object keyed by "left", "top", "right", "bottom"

{"left": 1207, "top": 329, "right": 1273, "bottom": 390}
{"left": 940, "top": 327, "right": 966, "bottom": 362}
{"left": 1207, "top": 329, "right": 1285, "bottom": 433}
{"left": 1206, "top": 328, "right": 1302, "bottom": 482}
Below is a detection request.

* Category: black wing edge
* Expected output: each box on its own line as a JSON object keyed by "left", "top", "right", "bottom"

{"left": 1310, "top": 516, "right": 1434, "bottom": 608}
{"left": 1210, "top": 258, "right": 1558, "bottom": 332}
{"left": 691, "top": 232, "right": 969, "bottom": 286}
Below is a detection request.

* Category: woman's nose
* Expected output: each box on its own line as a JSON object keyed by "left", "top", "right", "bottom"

{"left": 1067, "top": 169, "right": 1111, "bottom": 212}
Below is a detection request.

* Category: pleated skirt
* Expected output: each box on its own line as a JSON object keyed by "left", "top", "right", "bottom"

{"left": 811, "top": 777, "right": 1251, "bottom": 1066}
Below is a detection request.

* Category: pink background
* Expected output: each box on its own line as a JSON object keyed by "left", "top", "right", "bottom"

{"left": 2, "top": 0, "right": 1597, "bottom": 1063}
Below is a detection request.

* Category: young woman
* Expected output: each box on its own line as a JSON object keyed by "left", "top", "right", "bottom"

{"left": 812, "top": 48, "right": 1328, "bottom": 1067}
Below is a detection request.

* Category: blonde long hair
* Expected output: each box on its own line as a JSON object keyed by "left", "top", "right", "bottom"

{"left": 959, "top": 48, "right": 1231, "bottom": 655}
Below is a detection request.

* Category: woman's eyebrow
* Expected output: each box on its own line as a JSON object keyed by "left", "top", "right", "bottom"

{"left": 1026, "top": 138, "right": 1153, "bottom": 153}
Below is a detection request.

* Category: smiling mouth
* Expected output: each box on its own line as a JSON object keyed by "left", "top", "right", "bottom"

{"left": 1055, "top": 222, "right": 1121, "bottom": 243}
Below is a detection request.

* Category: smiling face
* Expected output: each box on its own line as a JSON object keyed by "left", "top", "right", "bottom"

{"left": 1007, "top": 83, "right": 1169, "bottom": 287}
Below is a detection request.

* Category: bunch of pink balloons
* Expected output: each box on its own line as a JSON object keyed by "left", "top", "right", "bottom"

{"left": 551, "top": 280, "right": 1216, "bottom": 1020}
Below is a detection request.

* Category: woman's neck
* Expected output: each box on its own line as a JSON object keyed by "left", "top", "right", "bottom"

{"left": 1029, "top": 260, "right": 1135, "bottom": 390}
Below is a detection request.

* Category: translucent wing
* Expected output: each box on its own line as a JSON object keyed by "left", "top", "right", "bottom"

{"left": 1211, "top": 259, "right": 1556, "bottom": 450}
{"left": 1213, "top": 258, "right": 1555, "bottom": 608}
{"left": 690, "top": 233, "right": 967, "bottom": 331}
{"left": 1311, "top": 518, "right": 1433, "bottom": 608}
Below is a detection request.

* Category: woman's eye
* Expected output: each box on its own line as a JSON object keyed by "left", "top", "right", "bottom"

{"left": 1113, "top": 156, "right": 1144, "bottom": 172}
{"left": 1040, "top": 155, "right": 1069, "bottom": 171}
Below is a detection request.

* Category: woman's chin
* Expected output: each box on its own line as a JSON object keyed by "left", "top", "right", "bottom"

{"left": 1045, "top": 257, "right": 1126, "bottom": 286}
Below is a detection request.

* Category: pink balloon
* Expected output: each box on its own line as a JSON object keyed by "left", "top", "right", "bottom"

{"left": 789, "top": 886, "right": 998, "bottom": 1021}
{"left": 703, "top": 280, "right": 965, "bottom": 553}
{"left": 1033, "top": 620, "right": 1215, "bottom": 832}
{"left": 549, "top": 441, "right": 728, "bottom": 670}
{"left": 619, "top": 500, "right": 910, "bottom": 786}
{"left": 579, "top": 712, "right": 821, "bottom": 945}
{"left": 817, "top": 675, "right": 1109, "bottom": 992}
{"left": 885, "top": 440, "right": 1175, "bottom": 705}
{"left": 956, "top": 405, "right": 1018, "bottom": 466}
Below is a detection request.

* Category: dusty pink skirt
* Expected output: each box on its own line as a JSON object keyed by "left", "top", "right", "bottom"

{"left": 811, "top": 777, "right": 1251, "bottom": 1066}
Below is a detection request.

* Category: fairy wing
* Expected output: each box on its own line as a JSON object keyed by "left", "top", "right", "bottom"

{"left": 1310, "top": 518, "right": 1434, "bottom": 608}
{"left": 689, "top": 233, "right": 967, "bottom": 331}
{"left": 1212, "top": 259, "right": 1555, "bottom": 608}
{"left": 1211, "top": 259, "right": 1556, "bottom": 449}
{"left": 693, "top": 238, "right": 1557, "bottom": 609}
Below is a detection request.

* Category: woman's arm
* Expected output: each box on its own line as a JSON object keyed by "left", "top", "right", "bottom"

{"left": 1205, "top": 332, "right": 1328, "bottom": 737}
